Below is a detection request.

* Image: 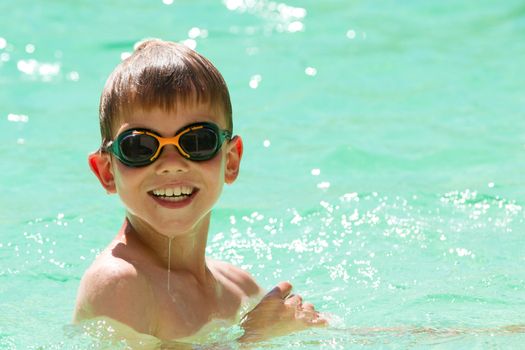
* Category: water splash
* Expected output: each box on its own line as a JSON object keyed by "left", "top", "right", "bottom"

{"left": 17, "top": 59, "right": 60, "bottom": 81}
{"left": 223, "top": 0, "right": 307, "bottom": 33}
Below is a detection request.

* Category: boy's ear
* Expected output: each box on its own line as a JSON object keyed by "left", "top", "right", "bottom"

{"left": 88, "top": 151, "right": 117, "bottom": 193}
{"left": 225, "top": 136, "right": 243, "bottom": 184}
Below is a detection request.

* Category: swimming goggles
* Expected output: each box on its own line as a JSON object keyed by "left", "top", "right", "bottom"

{"left": 104, "top": 122, "right": 232, "bottom": 167}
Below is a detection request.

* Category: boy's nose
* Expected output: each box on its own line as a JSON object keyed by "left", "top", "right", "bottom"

{"left": 154, "top": 145, "right": 190, "bottom": 174}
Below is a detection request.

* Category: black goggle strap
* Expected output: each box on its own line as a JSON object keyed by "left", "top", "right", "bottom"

{"left": 221, "top": 129, "right": 232, "bottom": 141}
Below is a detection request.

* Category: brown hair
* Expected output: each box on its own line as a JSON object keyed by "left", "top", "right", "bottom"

{"left": 98, "top": 39, "right": 232, "bottom": 146}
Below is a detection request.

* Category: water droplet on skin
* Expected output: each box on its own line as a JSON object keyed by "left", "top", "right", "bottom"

{"left": 167, "top": 238, "right": 173, "bottom": 300}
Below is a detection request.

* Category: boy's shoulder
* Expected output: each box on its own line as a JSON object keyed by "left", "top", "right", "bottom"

{"left": 74, "top": 244, "right": 156, "bottom": 334}
{"left": 208, "top": 259, "right": 263, "bottom": 298}
{"left": 81, "top": 247, "right": 151, "bottom": 295}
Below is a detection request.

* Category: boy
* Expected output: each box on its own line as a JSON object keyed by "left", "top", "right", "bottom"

{"left": 73, "top": 39, "right": 326, "bottom": 345}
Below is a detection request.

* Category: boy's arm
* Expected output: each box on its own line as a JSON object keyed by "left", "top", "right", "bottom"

{"left": 215, "top": 262, "right": 326, "bottom": 342}
{"left": 238, "top": 281, "right": 327, "bottom": 343}
{"left": 73, "top": 262, "right": 156, "bottom": 336}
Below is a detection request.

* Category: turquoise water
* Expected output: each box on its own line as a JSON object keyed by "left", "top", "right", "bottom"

{"left": 1, "top": 0, "right": 524, "bottom": 348}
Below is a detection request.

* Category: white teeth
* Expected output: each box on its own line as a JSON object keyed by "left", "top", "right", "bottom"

{"left": 152, "top": 186, "right": 194, "bottom": 198}
{"left": 159, "top": 196, "right": 188, "bottom": 202}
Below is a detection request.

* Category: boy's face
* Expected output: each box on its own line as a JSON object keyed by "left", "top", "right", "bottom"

{"left": 90, "top": 104, "right": 241, "bottom": 238}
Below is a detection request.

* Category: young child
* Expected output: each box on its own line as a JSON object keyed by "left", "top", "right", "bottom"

{"left": 73, "top": 39, "right": 327, "bottom": 345}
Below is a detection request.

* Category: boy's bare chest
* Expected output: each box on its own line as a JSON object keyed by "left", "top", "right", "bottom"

{"left": 148, "top": 273, "right": 243, "bottom": 340}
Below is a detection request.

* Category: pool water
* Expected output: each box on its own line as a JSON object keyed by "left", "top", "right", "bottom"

{"left": 1, "top": 0, "right": 524, "bottom": 348}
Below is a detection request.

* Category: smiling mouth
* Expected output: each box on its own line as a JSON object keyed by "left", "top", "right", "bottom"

{"left": 149, "top": 185, "right": 197, "bottom": 202}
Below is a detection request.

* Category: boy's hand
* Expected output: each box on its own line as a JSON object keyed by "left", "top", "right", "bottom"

{"left": 239, "top": 281, "right": 327, "bottom": 342}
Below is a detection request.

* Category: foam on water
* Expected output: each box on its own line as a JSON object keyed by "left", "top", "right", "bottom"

{"left": 1, "top": 190, "right": 524, "bottom": 348}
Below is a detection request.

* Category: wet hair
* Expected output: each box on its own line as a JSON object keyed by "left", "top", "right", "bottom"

{"left": 98, "top": 39, "right": 232, "bottom": 146}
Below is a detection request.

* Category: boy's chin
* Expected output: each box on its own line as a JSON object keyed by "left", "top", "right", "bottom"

{"left": 125, "top": 213, "right": 190, "bottom": 236}
{"left": 125, "top": 202, "right": 212, "bottom": 238}
{"left": 148, "top": 216, "right": 210, "bottom": 239}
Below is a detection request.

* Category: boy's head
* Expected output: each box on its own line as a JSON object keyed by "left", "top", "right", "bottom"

{"left": 98, "top": 39, "right": 233, "bottom": 148}
{"left": 89, "top": 40, "right": 243, "bottom": 235}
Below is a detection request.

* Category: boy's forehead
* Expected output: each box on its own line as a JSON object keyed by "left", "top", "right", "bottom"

{"left": 111, "top": 103, "right": 228, "bottom": 133}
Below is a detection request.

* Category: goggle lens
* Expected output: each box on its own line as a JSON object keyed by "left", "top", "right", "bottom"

{"left": 120, "top": 133, "right": 159, "bottom": 164}
{"left": 179, "top": 128, "right": 219, "bottom": 159}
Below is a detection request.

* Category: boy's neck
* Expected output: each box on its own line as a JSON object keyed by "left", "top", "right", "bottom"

{"left": 119, "top": 216, "right": 213, "bottom": 285}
